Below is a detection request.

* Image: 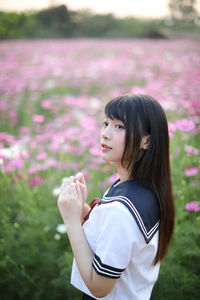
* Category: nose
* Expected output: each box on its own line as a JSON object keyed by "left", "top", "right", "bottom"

{"left": 101, "top": 126, "right": 111, "bottom": 140}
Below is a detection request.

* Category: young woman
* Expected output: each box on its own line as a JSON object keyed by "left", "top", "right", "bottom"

{"left": 57, "top": 94, "right": 175, "bottom": 300}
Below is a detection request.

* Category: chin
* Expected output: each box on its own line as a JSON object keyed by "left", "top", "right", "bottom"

{"left": 101, "top": 156, "right": 109, "bottom": 163}
{"left": 100, "top": 154, "right": 110, "bottom": 163}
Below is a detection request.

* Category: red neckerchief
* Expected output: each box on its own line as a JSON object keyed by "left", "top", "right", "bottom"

{"left": 83, "top": 198, "right": 101, "bottom": 224}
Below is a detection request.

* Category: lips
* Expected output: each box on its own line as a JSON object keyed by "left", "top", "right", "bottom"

{"left": 101, "top": 143, "right": 112, "bottom": 151}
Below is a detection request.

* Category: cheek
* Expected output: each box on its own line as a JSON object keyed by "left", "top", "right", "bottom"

{"left": 121, "top": 132, "right": 126, "bottom": 145}
{"left": 118, "top": 133, "right": 126, "bottom": 151}
{"left": 99, "top": 128, "right": 103, "bottom": 139}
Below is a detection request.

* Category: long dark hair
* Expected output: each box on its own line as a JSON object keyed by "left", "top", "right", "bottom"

{"left": 105, "top": 94, "right": 175, "bottom": 264}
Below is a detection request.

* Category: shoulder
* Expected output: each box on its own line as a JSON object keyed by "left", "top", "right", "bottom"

{"left": 101, "top": 179, "right": 160, "bottom": 244}
{"left": 104, "top": 179, "right": 158, "bottom": 204}
{"left": 102, "top": 179, "right": 160, "bottom": 216}
{"left": 93, "top": 200, "right": 134, "bottom": 226}
{"left": 89, "top": 201, "right": 138, "bottom": 242}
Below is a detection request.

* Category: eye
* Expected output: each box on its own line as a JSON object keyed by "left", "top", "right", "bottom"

{"left": 103, "top": 121, "right": 108, "bottom": 127}
{"left": 116, "top": 124, "right": 125, "bottom": 130}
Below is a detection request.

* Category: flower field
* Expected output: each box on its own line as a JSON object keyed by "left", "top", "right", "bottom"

{"left": 0, "top": 39, "right": 200, "bottom": 300}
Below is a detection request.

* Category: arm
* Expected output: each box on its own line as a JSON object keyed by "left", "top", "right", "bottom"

{"left": 67, "top": 221, "right": 117, "bottom": 298}
{"left": 58, "top": 180, "right": 117, "bottom": 298}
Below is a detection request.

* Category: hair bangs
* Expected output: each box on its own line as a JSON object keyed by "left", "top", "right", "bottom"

{"left": 105, "top": 97, "right": 127, "bottom": 124}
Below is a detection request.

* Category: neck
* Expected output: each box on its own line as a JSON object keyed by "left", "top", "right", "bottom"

{"left": 115, "top": 163, "right": 130, "bottom": 183}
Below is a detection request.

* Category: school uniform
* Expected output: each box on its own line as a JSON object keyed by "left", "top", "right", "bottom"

{"left": 71, "top": 178, "right": 160, "bottom": 300}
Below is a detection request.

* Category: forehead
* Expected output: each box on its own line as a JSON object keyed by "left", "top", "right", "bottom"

{"left": 104, "top": 116, "right": 125, "bottom": 123}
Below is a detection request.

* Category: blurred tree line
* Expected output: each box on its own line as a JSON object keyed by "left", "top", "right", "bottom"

{"left": 0, "top": 2, "right": 199, "bottom": 39}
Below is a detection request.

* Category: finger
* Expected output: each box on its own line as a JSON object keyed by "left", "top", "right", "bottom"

{"left": 69, "top": 182, "right": 76, "bottom": 194}
{"left": 61, "top": 181, "right": 70, "bottom": 192}
{"left": 62, "top": 177, "right": 70, "bottom": 184}
{"left": 69, "top": 176, "right": 75, "bottom": 184}
{"left": 61, "top": 177, "right": 75, "bottom": 191}
{"left": 61, "top": 182, "right": 67, "bottom": 189}
{"left": 60, "top": 184, "right": 70, "bottom": 196}
{"left": 76, "top": 172, "right": 82, "bottom": 180}
{"left": 70, "top": 182, "right": 81, "bottom": 200}
{"left": 75, "top": 182, "right": 82, "bottom": 201}
{"left": 76, "top": 172, "right": 86, "bottom": 185}
{"left": 61, "top": 183, "right": 75, "bottom": 200}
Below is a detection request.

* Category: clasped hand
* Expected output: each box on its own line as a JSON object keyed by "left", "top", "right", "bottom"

{"left": 57, "top": 172, "right": 87, "bottom": 230}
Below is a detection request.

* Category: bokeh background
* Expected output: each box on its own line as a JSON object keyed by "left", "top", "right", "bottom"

{"left": 0, "top": 1, "right": 200, "bottom": 299}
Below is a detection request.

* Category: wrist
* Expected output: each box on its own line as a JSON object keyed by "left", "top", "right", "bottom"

{"left": 65, "top": 221, "right": 82, "bottom": 234}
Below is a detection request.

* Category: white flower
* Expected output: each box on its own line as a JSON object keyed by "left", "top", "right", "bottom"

{"left": 0, "top": 142, "right": 26, "bottom": 159}
{"left": 54, "top": 234, "right": 61, "bottom": 240}
{"left": 90, "top": 98, "right": 101, "bottom": 110}
{"left": 56, "top": 224, "right": 66, "bottom": 234}
{"left": 44, "top": 225, "right": 50, "bottom": 231}
{"left": 52, "top": 186, "right": 61, "bottom": 196}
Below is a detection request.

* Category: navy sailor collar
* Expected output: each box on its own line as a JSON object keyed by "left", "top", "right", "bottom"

{"left": 101, "top": 178, "right": 160, "bottom": 244}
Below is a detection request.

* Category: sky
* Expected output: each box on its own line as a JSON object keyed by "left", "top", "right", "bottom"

{"left": 0, "top": 0, "right": 200, "bottom": 19}
{"left": 0, "top": 0, "right": 171, "bottom": 18}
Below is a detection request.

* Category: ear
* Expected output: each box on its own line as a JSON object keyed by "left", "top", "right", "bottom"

{"left": 140, "top": 135, "right": 150, "bottom": 150}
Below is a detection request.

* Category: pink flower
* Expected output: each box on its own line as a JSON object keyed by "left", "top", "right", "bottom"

{"left": 130, "top": 86, "right": 146, "bottom": 94}
{"left": 41, "top": 99, "right": 52, "bottom": 109}
{"left": 80, "top": 117, "right": 97, "bottom": 130}
{"left": 0, "top": 132, "right": 9, "bottom": 141}
{"left": 89, "top": 147, "right": 101, "bottom": 156}
{"left": 69, "top": 146, "right": 79, "bottom": 153}
{"left": 168, "top": 122, "right": 176, "bottom": 138}
{"left": 176, "top": 119, "right": 195, "bottom": 131}
{"left": 36, "top": 152, "right": 47, "bottom": 160}
{"left": 29, "top": 176, "right": 43, "bottom": 187}
{"left": 184, "top": 145, "right": 199, "bottom": 156}
{"left": 51, "top": 106, "right": 59, "bottom": 115}
{"left": 81, "top": 169, "right": 91, "bottom": 181}
{"left": 33, "top": 114, "right": 45, "bottom": 123}
{"left": 21, "top": 150, "right": 30, "bottom": 159}
{"left": 107, "top": 173, "right": 119, "bottom": 184}
{"left": 19, "top": 127, "right": 30, "bottom": 134}
{"left": 28, "top": 166, "right": 41, "bottom": 175}
{"left": 184, "top": 166, "right": 199, "bottom": 177}
{"left": 99, "top": 173, "right": 119, "bottom": 189}
{"left": 185, "top": 201, "right": 200, "bottom": 212}
{"left": 9, "top": 158, "right": 24, "bottom": 169}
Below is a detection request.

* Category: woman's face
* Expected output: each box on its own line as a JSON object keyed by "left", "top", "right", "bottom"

{"left": 100, "top": 117, "right": 126, "bottom": 166}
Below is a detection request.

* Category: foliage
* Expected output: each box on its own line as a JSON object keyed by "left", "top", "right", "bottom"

{"left": 0, "top": 6, "right": 75, "bottom": 39}
{"left": 1, "top": 4, "right": 199, "bottom": 39}
{"left": 35, "top": 5, "right": 75, "bottom": 38}
{"left": 71, "top": 10, "right": 165, "bottom": 38}
{"left": 0, "top": 11, "right": 26, "bottom": 39}
{"left": 0, "top": 39, "right": 200, "bottom": 299}
{"left": 169, "top": 0, "right": 200, "bottom": 25}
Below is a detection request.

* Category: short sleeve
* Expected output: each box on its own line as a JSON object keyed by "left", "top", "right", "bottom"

{"left": 92, "top": 201, "right": 134, "bottom": 279}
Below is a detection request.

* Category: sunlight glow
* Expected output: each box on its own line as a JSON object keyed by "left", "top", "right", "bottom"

{"left": 0, "top": 0, "right": 170, "bottom": 18}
